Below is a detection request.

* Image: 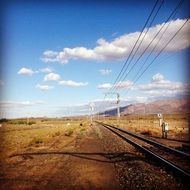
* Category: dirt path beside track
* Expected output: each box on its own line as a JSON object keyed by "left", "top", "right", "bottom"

{"left": 0, "top": 124, "right": 121, "bottom": 190}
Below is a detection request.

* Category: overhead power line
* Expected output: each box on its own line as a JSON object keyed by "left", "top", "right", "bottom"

{"left": 111, "top": 0, "right": 165, "bottom": 94}
{"left": 111, "top": 0, "right": 184, "bottom": 95}
{"left": 107, "top": 0, "right": 161, "bottom": 94}
{"left": 98, "top": 0, "right": 186, "bottom": 116}
{"left": 122, "top": 18, "right": 189, "bottom": 97}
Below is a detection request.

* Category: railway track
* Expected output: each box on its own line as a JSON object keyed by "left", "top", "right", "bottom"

{"left": 95, "top": 121, "right": 190, "bottom": 183}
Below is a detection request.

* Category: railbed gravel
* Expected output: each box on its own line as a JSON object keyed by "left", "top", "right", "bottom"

{"left": 97, "top": 125, "right": 188, "bottom": 190}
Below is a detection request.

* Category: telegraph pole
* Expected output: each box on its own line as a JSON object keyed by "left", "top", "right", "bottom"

{"left": 104, "top": 92, "right": 120, "bottom": 126}
{"left": 116, "top": 93, "right": 120, "bottom": 126}
{"left": 89, "top": 103, "right": 94, "bottom": 126}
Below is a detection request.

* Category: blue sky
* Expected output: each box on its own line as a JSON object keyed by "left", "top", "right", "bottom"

{"left": 0, "top": 0, "right": 189, "bottom": 118}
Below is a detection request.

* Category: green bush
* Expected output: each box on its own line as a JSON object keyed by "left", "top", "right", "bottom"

{"left": 9, "top": 120, "right": 27, "bottom": 125}
{"left": 28, "top": 121, "right": 36, "bottom": 125}
{"left": 8, "top": 120, "right": 36, "bottom": 125}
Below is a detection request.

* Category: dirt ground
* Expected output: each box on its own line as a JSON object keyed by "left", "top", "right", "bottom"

{"left": 0, "top": 116, "right": 189, "bottom": 190}
{"left": 0, "top": 121, "right": 121, "bottom": 190}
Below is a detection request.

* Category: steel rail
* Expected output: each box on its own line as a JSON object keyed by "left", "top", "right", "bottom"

{"left": 95, "top": 121, "right": 190, "bottom": 182}
{"left": 97, "top": 121, "right": 190, "bottom": 159}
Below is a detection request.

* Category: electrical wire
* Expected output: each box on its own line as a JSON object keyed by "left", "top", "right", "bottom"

{"left": 111, "top": 0, "right": 184, "bottom": 95}
{"left": 122, "top": 18, "right": 189, "bottom": 98}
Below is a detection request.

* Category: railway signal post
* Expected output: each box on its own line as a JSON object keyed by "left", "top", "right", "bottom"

{"left": 158, "top": 113, "right": 164, "bottom": 138}
{"left": 158, "top": 114, "right": 169, "bottom": 138}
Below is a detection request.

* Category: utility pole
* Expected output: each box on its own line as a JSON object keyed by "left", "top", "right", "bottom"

{"left": 104, "top": 92, "right": 120, "bottom": 126}
{"left": 116, "top": 93, "right": 120, "bottom": 126}
{"left": 89, "top": 103, "right": 94, "bottom": 126}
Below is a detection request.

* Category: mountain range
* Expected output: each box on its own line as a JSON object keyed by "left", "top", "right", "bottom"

{"left": 100, "top": 99, "right": 190, "bottom": 116}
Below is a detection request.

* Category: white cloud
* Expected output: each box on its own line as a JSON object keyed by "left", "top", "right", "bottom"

{"left": 39, "top": 67, "right": 53, "bottom": 73}
{"left": 137, "top": 73, "right": 190, "bottom": 98}
{"left": 44, "top": 72, "right": 60, "bottom": 81}
{"left": 97, "top": 81, "right": 133, "bottom": 90}
{"left": 18, "top": 67, "right": 54, "bottom": 76}
{"left": 97, "top": 83, "right": 112, "bottom": 90}
{"left": 36, "top": 84, "right": 54, "bottom": 91}
{"left": 151, "top": 73, "right": 164, "bottom": 82}
{"left": 41, "top": 50, "right": 59, "bottom": 63}
{"left": 0, "top": 80, "right": 4, "bottom": 86}
{"left": 99, "top": 69, "right": 112, "bottom": 75}
{"left": 0, "top": 100, "right": 45, "bottom": 108}
{"left": 17, "top": 68, "right": 34, "bottom": 76}
{"left": 59, "top": 80, "right": 88, "bottom": 87}
{"left": 41, "top": 19, "right": 190, "bottom": 64}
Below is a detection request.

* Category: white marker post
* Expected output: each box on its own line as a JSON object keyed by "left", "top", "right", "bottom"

{"left": 158, "top": 113, "right": 164, "bottom": 138}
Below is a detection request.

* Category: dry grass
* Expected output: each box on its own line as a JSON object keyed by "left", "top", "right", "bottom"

{"left": 0, "top": 114, "right": 189, "bottom": 158}
{"left": 99, "top": 114, "right": 189, "bottom": 141}
{"left": 0, "top": 118, "right": 91, "bottom": 158}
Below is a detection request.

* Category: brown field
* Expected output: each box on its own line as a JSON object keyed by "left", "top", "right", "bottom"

{"left": 0, "top": 114, "right": 189, "bottom": 189}
{"left": 102, "top": 114, "right": 190, "bottom": 141}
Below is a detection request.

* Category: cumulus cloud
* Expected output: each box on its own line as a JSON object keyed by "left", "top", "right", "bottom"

{"left": 44, "top": 72, "right": 60, "bottom": 81}
{"left": 41, "top": 50, "right": 59, "bottom": 63}
{"left": 18, "top": 67, "right": 54, "bottom": 76}
{"left": 39, "top": 67, "right": 53, "bottom": 73}
{"left": 97, "top": 83, "right": 112, "bottom": 90}
{"left": 137, "top": 73, "right": 190, "bottom": 97}
{"left": 17, "top": 68, "right": 34, "bottom": 76}
{"left": 99, "top": 69, "right": 112, "bottom": 75}
{"left": 59, "top": 80, "right": 88, "bottom": 87}
{"left": 36, "top": 84, "right": 54, "bottom": 91}
{"left": 97, "top": 81, "right": 133, "bottom": 90}
{"left": 41, "top": 19, "right": 190, "bottom": 64}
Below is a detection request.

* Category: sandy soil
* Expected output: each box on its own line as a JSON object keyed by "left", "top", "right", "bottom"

{"left": 0, "top": 124, "right": 121, "bottom": 190}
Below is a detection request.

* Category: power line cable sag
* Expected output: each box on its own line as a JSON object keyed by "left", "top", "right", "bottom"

{"left": 106, "top": 0, "right": 161, "bottom": 95}
{"left": 112, "top": 0, "right": 184, "bottom": 95}
{"left": 122, "top": 18, "right": 189, "bottom": 98}
{"left": 111, "top": 0, "right": 165, "bottom": 94}
{"left": 98, "top": 0, "right": 184, "bottom": 114}
{"left": 99, "top": 0, "right": 162, "bottom": 113}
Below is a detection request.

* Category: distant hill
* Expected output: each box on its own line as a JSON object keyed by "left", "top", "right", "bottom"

{"left": 100, "top": 99, "right": 190, "bottom": 116}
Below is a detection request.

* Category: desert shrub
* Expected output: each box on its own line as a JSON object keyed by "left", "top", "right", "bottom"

{"left": 29, "top": 137, "right": 43, "bottom": 146}
{"left": 141, "top": 130, "right": 152, "bottom": 136}
{"left": 77, "top": 128, "right": 86, "bottom": 139}
{"left": 41, "top": 119, "right": 48, "bottom": 122}
{"left": 0, "top": 118, "right": 8, "bottom": 123}
{"left": 9, "top": 120, "right": 27, "bottom": 125}
{"left": 9, "top": 120, "right": 36, "bottom": 125}
{"left": 53, "top": 131, "right": 61, "bottom": 137}
{"left": 80, "top": 127, "right": 86, "bottom": 132}
{"left": 28, "top": 121, "right": 36, "bottom": 125}
{"left": 95, "top": 128, "right": 102, "bottom": 139}
{"left": 18, "top": 120, "right": 27, "bottom": 125}
{"left": 64, "top": 128, "right": 74, "bottom": 136}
